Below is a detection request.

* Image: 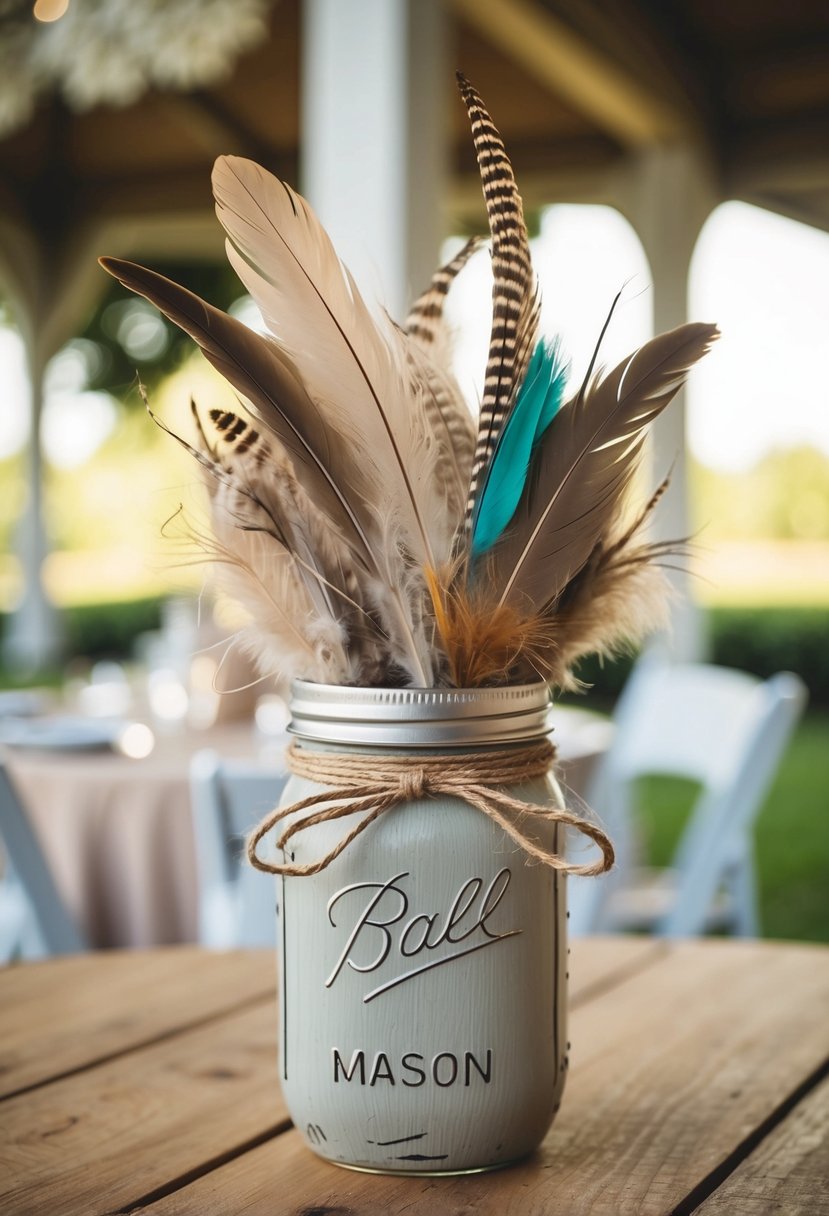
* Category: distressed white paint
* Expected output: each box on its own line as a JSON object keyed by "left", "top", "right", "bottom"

{"left": 272, "top": 687, "right": 568, "bottom": 1173}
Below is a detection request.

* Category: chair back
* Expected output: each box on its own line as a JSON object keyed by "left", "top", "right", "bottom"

{"left": 570, "top": 660, "right": 807, "bottom": 937}
{"left": 0, "top": 761, "right": 86, "bottom": 960}
{"left": 190, "top": 750, "right": 289, "bottom": 948}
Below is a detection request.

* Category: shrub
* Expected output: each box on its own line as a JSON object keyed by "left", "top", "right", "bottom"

{"left": 63, "top": 596, "right": 165, "bottom": 661}
{"left": 565, "top": 605, "right": 828, "bottom": 707}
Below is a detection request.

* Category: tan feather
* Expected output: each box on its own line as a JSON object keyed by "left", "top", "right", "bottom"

{"left": 99, "top": 255, "right": 435, "bottom": 686}
{"left": 211, "top": 157, "right": 448, "bottom": 578}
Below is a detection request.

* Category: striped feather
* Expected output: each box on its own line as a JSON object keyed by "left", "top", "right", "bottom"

{"left": 405, "top": 237, "right": 483, "bottom": 349}
{"left": 456, "top": 72, "right": 540, "bottom": 523}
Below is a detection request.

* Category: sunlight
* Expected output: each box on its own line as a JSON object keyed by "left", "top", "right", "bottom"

{"left": 690, "top": 201, "right": 829, "bottom": 472}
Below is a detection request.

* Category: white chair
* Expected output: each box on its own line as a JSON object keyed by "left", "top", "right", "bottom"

{"left": 0, "top": 761, "right": 87, "bottom": 961}
{"left": 190, "top": 750, "right": 289, "bottom": 948}
{"left": 568, "top": 659, "right": 807, "bottom": 938}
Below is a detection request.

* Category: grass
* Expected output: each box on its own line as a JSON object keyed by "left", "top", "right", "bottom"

{"left": 637, "top": 712, "right": 829, "bottom": 943}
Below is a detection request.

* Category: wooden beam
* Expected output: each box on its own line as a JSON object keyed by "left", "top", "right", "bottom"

{"left": 741, "top": 191, "right": 829, "bottom": 239}
{"left": 451, "top": 0, "right": 696, "bottom": 147}
{"left": 164, "top": 92, "right": 278, "bottom": 165}
{"left": 730, "top": 113, "right": 829, "bottom": 196}
{"left": 449, "top": 133, "right": 625, "bottom": 225}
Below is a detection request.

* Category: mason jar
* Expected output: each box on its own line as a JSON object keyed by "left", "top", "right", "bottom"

{"left": 269, "top": 681, "right": 568, "bottom": 1175}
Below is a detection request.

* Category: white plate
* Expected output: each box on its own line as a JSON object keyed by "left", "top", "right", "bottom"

{"left": 0, "top": 716, "right": 123, "bottom": 751}
{"left": 0, "top": 691, "right": 46, "bottom": 719}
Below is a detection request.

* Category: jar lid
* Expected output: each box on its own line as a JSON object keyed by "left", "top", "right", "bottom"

{"left": 288, "top": 681, "right": 552, "bottom": 748}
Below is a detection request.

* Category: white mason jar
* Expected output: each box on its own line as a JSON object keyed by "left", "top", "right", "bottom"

{"left": 270, "top": 681, "right": 568, "bottom": 1175}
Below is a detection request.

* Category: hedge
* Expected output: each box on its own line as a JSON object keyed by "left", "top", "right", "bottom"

{"left": 1, "top": 599, "right": 827, "bottom": 705}
{"left": 566, "top": 606, "right": 828, "bottom": 707}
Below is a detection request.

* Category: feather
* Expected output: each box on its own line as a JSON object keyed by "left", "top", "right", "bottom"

{"left": 403, "top": 239, "right": 481, "bottom": 523}
{"left": 99, "top": 72, "right": 721, "bottom": 697}
{"left": 193, "top": 402, "right": 392, "bottom": 686}
{"left": 456, "top": 72, "right": 540, "bottom": 522}
{"left": 470, "top": 340, "right": 567, "bottom": 557}
{"left": 99, "top": 256, "right": 434, "bottom": 686}
{"left": 211, "top": 157, "right": 449, "bottom": 576}
{"left": 405, "top": 236, "right": 483, "bottom": 351}
{"left": 488, "top": 322, "right": 720, "bottom": 612}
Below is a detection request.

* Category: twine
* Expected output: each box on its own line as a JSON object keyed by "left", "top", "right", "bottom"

{"left": 247, "top": 739, "right": 614, "bottom": 878}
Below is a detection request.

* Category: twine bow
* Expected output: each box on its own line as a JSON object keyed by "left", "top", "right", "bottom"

{"left": 247, "top": 739, "right": 614, "bottom": 878}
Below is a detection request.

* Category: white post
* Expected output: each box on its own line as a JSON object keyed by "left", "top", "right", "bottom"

{"left": 301, "top": 0, "right": 447, "bottom": 322}
{"left": 2, "top": 347, "right": 62, "bottom": 672}
{"left": 619, "top": 145, "right": 717, "bottom": 662}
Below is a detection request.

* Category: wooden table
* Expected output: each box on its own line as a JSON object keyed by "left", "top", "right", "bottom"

{"left": 2, "top": 937, "right": 826, "bottom": 1215}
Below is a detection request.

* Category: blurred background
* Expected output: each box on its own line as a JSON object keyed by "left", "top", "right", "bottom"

{"left": 0, "top": 0, "right": 826, "bottom": 947}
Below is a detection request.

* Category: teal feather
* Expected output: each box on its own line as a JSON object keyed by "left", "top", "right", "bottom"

{"left": 470, "top": 340, "right": 567, "bottom": 557}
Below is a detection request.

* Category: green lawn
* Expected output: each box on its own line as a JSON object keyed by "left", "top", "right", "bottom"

{"left": 638, "top": 712, "right": 829, "bottom": 943}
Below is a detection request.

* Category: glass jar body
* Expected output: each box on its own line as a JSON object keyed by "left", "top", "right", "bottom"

{"left": 273, "top": 684, "right": 568, "bottom": 1175}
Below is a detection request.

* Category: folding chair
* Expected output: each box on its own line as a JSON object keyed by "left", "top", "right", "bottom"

{"left": 568, "top": 660, "right": 807, "bottom": 937}
{"left": 190, "top": 750, "right": 289, "bottom": 948}
{"left": 0, "top": 761, "right": 87, "bottom": 961}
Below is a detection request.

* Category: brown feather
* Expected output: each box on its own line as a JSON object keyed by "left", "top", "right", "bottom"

{"left": 490, "top": 322, "right": 720, "bottom": 612}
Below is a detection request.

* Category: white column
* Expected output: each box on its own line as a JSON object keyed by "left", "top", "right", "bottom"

{"left": 301, "top": 0, "right": 447, "bottom": 322}
{"left": 0, "top": 220, "right": 109, "bottom": 673}
{"left": 619, "top": 145, "right": 716, "bottom": 662}
{"left": 2, "top": 348, "right": 63, "bottom": 672}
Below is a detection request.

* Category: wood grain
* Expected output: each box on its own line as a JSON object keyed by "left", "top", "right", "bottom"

{"left": 694, "top": 1075, "right": 829, "bottom": 1216}
{"left": 0, "top": 1003, "right": 288, "bottom": 1216}
{"left": 567, "top": 933, "right": 662, "bottom": 1005}
{"left": 0, "top": 948, "right": 276, "bottom": 1099}
{"left": 137, "top": 939, "right": 829, "bottom": 1215}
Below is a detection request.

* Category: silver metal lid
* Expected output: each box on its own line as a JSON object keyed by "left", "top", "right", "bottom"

{"left": 288, "top": 681, "right": 552, "bottom": 748}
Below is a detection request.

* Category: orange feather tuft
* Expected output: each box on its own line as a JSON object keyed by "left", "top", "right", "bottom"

{"left": 426, "top": 563, "right": 561, "bottom": 688}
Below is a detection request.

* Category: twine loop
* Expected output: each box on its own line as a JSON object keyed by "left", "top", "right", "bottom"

{"left": 247, "top": 738, "right": 614, "bottom": 879}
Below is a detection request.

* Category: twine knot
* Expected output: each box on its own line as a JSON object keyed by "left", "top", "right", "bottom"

{"left": 398, "top": 768, "right": 430, "bottom": 801}
{"left": 247, "top": 739, "right": 614, "bottom": 879}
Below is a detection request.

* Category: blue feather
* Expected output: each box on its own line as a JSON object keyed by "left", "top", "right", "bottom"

{"left": 471, "top": 340, "right": 567, "bottom": 557}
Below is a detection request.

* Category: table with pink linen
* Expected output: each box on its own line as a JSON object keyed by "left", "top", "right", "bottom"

{"left": 4, "top": 707, "right": 611, "bottom": 949}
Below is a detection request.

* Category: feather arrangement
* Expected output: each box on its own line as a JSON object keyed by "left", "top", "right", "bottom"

{"left": 100, "top": 72, "right": 718, "bottom": 692}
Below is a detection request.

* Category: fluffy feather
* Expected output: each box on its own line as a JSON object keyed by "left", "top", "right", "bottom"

{"left": 99, "top": 255, "right": 435, "bottom": 687}
{"left": 99, "top": 73, "right": 719, "bottom": 694}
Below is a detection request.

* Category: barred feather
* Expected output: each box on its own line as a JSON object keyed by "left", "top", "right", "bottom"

{"left": 456, "top": 72, "right": 540, "bottom": 522}
{"left": 405, "top": 237, "right": 483, "bottom": 350}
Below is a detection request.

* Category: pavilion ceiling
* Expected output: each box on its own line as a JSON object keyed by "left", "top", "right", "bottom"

{"left": 0, "top": 0, "right": 827, "bottom": 264}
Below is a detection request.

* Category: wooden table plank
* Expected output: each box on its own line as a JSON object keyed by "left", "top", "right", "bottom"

{"left": 137, "top": 939, "right": 829, "bottom": 1216}
{"left": 0, "top": 948, "right": 276, "bottom": 1099}
{"left": 0, "top": 1004, "right": 289, "bottom": 1216}
{"left": 0, "top": 938, "right": 655, "bottom": 1216}
{"left": 693, "top": 1075, "right": 829, "bottom": 1216}
{"left": 567, "top": 934, "right": 663, "bottom": 1006}
{"left": 0, "top": 937, "right": 652, "bottom": 1102}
